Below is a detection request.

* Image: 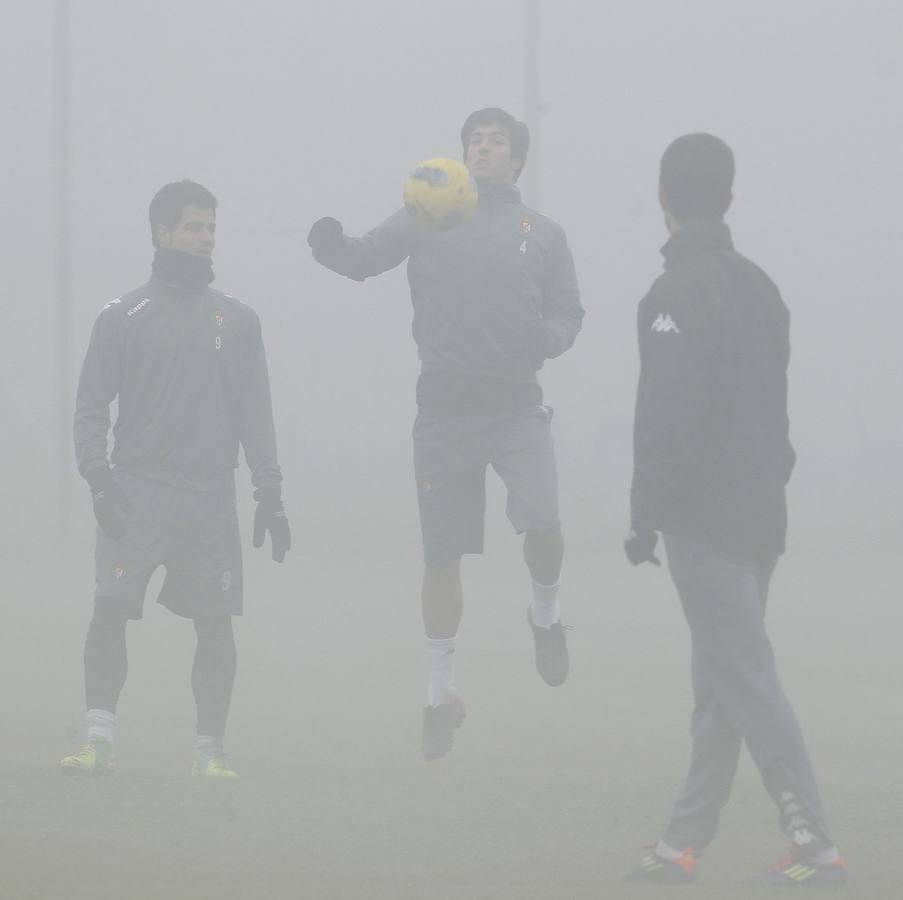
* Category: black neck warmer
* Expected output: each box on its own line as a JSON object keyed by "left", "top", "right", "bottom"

{"left": 152, "top": 247, "right": 215, "bottom": 291}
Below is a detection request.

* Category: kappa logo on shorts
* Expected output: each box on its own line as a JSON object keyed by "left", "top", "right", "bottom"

{"left": 221, "top": 570, "right": 232, "bottom": 592}
{"left": 113, "top": 565, "right": 125, "bottom": 580}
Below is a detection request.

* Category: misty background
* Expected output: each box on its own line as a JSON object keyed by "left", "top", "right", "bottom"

{"left": 3, "top": 0, "right": 901, "bottom": 562}
{"left": 0, "top": 4, "right": 901, "bottom": 896}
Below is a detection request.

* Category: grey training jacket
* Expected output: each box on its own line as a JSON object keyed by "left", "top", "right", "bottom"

{"left": 74, "top": 275, "right": 282, "bottom": 492}
{"left": 312, "top": 182, "right": 583, "bottom": 391}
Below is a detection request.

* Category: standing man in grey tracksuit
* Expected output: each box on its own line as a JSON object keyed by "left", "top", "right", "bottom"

{"left": 63, "top": 180, "right": 290, "bottom": 779}
{"left": 308, "top": 107, "right": 583, "bottom": 761}
{"left": 625, "top": 134, "right": 846, "bottom": 888}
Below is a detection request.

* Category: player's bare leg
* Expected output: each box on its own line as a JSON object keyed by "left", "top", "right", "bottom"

{"left": 422, "top": 559, "right": 463, "bottom": 641}
{"left": 421, "top": 559, "right": 466, "bottom": 761}
{"left": 524, "top": 527, "right": 563, "bottom": 598}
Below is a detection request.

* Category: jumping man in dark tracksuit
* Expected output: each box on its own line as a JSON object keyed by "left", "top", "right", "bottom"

{"left": 625, "top": 134, "right": 846, "bottom": 888}
{"left": 62, "top": 180, "right": 290, "bottom": 779}
{"left": 308, "top": 108, "right": 583, "bottom": 761}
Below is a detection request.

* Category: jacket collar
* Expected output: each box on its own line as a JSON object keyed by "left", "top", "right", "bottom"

{"left": 661, "top": 221, "right": 733, "bottom": 268}
{"left": 477, "top": 181, "right": 521, "bottom": 206}
{"left": 150, "top": 247, "right": 215, "bottom": 293}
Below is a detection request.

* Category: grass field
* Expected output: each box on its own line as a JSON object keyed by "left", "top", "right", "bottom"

{"left": 1, "top": 542, "right": 899, "bottom": 899}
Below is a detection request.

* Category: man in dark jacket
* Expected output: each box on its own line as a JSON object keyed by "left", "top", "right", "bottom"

{"left": 625, "top": 134, "right": 845, "bottom": 888}
{"left": 309, "top": 108, "right": 583, "bottom": 761}
{"left": 62, "top": 180, "right": 290, "bottom": 779}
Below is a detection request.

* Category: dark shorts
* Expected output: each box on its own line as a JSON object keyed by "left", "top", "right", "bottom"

{"left": 94, "top": 469, "right": 243, "bottom": 620}
{"left": 412, "top": 405, "right": 561, "bottom": 566}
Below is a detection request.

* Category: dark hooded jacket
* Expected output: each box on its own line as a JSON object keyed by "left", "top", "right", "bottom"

{"left": 630, "top": 222, "right": 795, "bottom": 561}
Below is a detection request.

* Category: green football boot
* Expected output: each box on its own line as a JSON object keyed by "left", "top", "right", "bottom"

{"left": 192, "top": 752, "right": 240, "bottom": 780}
{"left": 60, "top": 737, "right": 114, "bottom": 776}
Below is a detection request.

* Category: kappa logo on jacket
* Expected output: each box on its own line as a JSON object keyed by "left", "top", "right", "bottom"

{"left": 126, "top": 297, "right": 152, "bottom": 317}
{"left": 650, "top": 313, "right": 680, "bottom": 334}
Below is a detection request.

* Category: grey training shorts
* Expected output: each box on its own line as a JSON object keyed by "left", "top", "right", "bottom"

{"left": 94, "top": 469, "right": 243, "bottom": 619}
{"left": 413, "top": 405, "right": 561, "bottom": 566}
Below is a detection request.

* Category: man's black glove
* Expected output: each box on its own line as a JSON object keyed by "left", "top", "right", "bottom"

{"left": 527, "top": 324, "right": 555, "bottom": 369}
{"left": 253, "top": 487, "right": 291, "bottom": 563}
{"left": 624, "top": 528, "right": 661, "bottom": 566}
{"left": 307, "top": 217, "right": 344, "bottom": 254}
{"left": 85, "top": 466, "right": 134, "bottom": 540}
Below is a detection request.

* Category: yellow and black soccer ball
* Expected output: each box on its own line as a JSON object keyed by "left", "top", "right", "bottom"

{"left": 403, "top": 158, "right": 478, "bottom": 230}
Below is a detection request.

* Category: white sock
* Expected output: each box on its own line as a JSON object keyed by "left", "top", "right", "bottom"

{"left": 86, "top": 708, "right": 115, "bottom": 744}
{"left": 196, "top": 735, "right": 223, "bottom": 756}
{"left": 530, "top": 580, "right": 560, "bottom": 629}
{"left": 655, "top": 840, "right": 684, "bottom": 861}
{"left": 426, "top": 636, "right": 457, "bottom": 707}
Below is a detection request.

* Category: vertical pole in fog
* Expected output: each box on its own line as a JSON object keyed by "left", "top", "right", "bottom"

{"left": 523, "top": 0, "right": 542, "bottom": 208}
{"left": 54, "top": 0, "right": 72, "bottom": 533}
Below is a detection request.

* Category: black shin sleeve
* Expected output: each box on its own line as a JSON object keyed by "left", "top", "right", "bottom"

{"left": 192, "top": 614, "right": 237, "bottom": 741}
{"left": 84, "top": 598, "right": 131, "bottom": 712}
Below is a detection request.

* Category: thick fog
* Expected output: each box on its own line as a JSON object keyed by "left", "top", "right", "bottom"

{"left": 1, "top": 2, "right": 901, "bottom": 898}
{"left": 4, "top": 0, "right": 901, "bottom": 556}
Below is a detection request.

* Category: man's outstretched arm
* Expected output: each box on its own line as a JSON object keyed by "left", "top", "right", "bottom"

{"left": 308, "top": 208, "right": 416, "bottom": 282}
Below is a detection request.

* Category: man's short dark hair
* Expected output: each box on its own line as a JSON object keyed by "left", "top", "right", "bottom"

{"left": 659, "top": 134, "right": 734, "bottom": 221}
{"left": 460, "top": 107, "right": 530, "bottom": 181}
{"left": 148, "top": 179, "right": 217, "bottom": 245}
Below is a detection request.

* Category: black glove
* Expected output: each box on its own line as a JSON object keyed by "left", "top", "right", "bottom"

{"left": 253, "top": 486, "right": 291, "bottom": 563}
{"left": 85, "top": 466, "right": 134, "bottom": 540}
{"left": 624, "top": 528, "right": 661, "bottom": 566}
{"left": 527, "top": 324, "right": 555, "bottom": 369}
{"left": 307, "top": 217, "right": 344, "bottom": 254}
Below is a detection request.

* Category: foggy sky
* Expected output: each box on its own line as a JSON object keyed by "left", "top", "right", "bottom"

{"left": 2, "top": 0, "right": 901, "bottom": 560}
